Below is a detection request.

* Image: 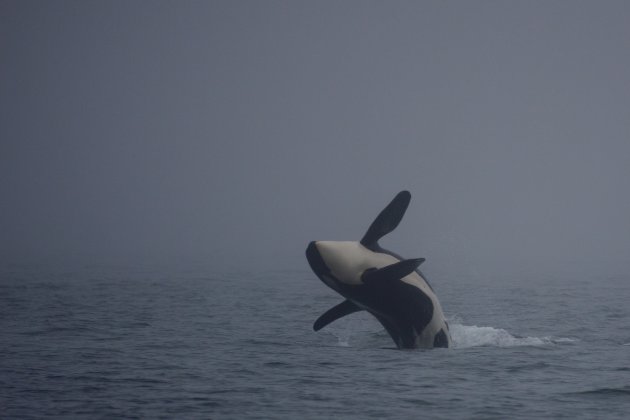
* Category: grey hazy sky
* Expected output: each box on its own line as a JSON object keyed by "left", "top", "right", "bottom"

{"left": 2, "top": 1, "right": 629, "bottom": 276}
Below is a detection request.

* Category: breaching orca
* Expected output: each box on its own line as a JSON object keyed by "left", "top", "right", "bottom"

{"left": 306, "top": 191, "right": 452, "bottom": 349}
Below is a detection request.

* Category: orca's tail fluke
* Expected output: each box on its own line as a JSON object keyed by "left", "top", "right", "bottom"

{"left": 360, "top": 191, "right": 411, "bottom": 247}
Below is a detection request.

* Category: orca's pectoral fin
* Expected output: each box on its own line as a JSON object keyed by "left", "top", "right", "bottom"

{"left": 360, "top": 191, "right": 411, "bottom": 247}
{"left": 362, "top": 258, "right": 425, "bottom": 286}
{"left": 313, "top": 299, "right": 362, "bottom": 331}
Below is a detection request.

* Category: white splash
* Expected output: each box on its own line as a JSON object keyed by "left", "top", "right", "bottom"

{"left": 449, "top": 323, "right": 577, "bottom": 349}
{"left": 333, "top": 330, "right": 351, "bottom": 347}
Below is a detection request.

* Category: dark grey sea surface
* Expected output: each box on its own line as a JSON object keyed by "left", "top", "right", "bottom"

{"left": 1, "top": 264, "right": 629, "bottom": 419}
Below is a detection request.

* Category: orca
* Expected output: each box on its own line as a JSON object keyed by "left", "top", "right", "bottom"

{"left": 306, "top": 191, "right": 452, "bottom": 349}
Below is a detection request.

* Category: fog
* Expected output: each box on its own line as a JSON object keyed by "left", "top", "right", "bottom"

{"left": 2, "top": 1, "right": 629, "bottom": 278}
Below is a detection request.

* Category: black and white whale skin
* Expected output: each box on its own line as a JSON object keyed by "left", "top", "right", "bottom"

{"left": 306, "top": 191, "right": 452, "bottom": 349}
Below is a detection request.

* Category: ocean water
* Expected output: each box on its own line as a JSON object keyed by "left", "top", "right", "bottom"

{"left": 1, "top": 264, "right": 629, "bottom": 419}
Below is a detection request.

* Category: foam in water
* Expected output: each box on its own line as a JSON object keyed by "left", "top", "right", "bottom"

{"left": 451, "top": 323, "right": 551, "bottom": 348}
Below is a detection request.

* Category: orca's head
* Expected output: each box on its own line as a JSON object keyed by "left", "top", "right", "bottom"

{"left": 306, "top": 240, "right": 376, "bottom": 293}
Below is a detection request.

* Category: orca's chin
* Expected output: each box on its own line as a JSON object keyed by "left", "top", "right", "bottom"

{"left": 306, "top": 241, "right": 328, "bottom": 278}
{"left": 306, "top": 241, "right": 343, "bottom": 293}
